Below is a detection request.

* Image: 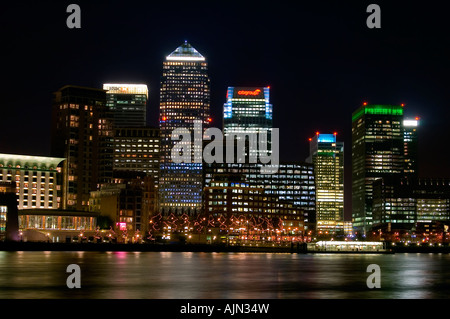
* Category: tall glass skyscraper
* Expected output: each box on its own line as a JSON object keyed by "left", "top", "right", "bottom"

{"left": 352, "top": 104, "right": 404, "bottom": 234}
{"left": 223, "top": 87, "right": 273, "bottom": 159}
{"left": 307, "top": 133, "right": 344, "bottom": 234}
{"left": 103, "top": 84, "right": 148, "bottom": 128}
{"left": 159, "top": 42, "right": 210, "bottom": 215}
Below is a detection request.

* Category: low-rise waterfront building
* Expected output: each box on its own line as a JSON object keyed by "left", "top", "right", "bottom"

{"left": 0, "top": 153, "right": 65, "bottom": 210}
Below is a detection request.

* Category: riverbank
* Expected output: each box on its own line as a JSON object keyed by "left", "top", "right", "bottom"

{"left": 0, "top": 241, "right": 448, "bottom": 253}
{"left": 0, "top": 241, "right": 302, "bottom": 253}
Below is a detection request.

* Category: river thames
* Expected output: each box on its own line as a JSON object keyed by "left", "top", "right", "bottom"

{"left": 0, "top": 251, "right": 449, "bottom": 299}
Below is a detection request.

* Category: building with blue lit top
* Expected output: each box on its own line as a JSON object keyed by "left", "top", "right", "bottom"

{"left": 223, "top": 87, "right": 273, "bottom": 159}
{"left": 307, "top": 133, "right": 344, "bottom": 235}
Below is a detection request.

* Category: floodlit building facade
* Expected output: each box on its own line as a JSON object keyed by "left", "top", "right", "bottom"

{"left": 0, "top": 153, "right": 65, "bottom": 210}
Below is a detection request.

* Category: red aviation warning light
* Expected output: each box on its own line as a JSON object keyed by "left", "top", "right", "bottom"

{"left": 207, "top": 117, "right": 212, "bottom": 123}
{"left": 161, "top": 116, "right": 167, "bottom": 121}
{"left": 316, "top": 132, "right": 320, "bottom": 136}
{"left": 363, "top": 102, "right": 368, "bottom": 106}
{"left": 415, "top": 117, "right": 420, "bottom": 121}
{"left": 308, "top": 138, "right": 312, "bottom": 142}
{"left": 333, "top": 132, "right": 337, "bottom": 136}
{"left": 401, "top": 103, "right": 405, "bottom": 107}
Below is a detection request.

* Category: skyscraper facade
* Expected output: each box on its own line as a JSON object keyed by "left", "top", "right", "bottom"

{"left": 403, "top": 117, "right": 419, "bottom": 178}
{"left": 103, "top": 84, "right": 148, "bottom": 128}
{"left": 51, "top": 85, "right": 113, "bottom": 211}
{"left": 223, "top": 87, "right": 273, "bottom": 159}
{"left": 159, "top": 42, "right": 210, "bottom": 215}
{"left": 307, "top": 133, "right": 344, "bottom": 234}
{"left": 352, "top": 104, "right": 404, "bottom": 234}
{"left": 113, "top": 127, "right": 160, "bottom": 183}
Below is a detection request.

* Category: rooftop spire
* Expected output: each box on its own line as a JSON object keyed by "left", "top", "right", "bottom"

{"left": 166, "top": 41, "right": 205, "bottom": 61}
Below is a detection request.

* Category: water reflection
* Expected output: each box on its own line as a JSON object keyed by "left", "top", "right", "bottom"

{"left": 0, "top": 251, "right": 449, "bottom": 299}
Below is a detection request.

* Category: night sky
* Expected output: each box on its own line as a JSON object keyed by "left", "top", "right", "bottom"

{"left": 1, "top": 1, "right": 449, "bottom": 219}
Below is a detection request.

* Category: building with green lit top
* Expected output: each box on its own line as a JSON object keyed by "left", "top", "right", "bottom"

{"left": 351, "top": 104, "right": 404, "bottom": 235}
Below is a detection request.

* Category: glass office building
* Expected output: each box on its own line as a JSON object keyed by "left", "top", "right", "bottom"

{"left": 204, "top": 162, "right": 316, "bottom": 233}
{"left": 159, "top": 42, "right": 210, "bottom": 215}
{"left": 306, "top": 133, "right": 344, "bottom": 234}
{"left": 372, "top": 178, "right": 450, "bottom": 230}
{"left": 223, "top": 87, "right": 273, "bottom": 159}
{"left": 403, "top": 117, "right": 419, "bottom": 178}
{"left": 103, "top": 84, "right": 148, "bottom": 128}
{"left": 352, "top": 104, "right": 404, "bottom": 234}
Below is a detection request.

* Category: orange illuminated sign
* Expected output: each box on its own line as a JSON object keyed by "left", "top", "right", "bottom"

{"left": 237, "top": 89, "right": 261, "bottom": 96}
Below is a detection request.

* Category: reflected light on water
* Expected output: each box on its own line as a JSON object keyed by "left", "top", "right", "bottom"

{"left": 0, "top": 252, "right": 449, "bottom": 299}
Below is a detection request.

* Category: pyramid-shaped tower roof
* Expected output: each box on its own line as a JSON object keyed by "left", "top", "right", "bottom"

{"left": 166, "top": 41, "right": 205, "bottom": 61}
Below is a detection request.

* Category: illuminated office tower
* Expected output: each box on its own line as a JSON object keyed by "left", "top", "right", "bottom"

{"left": 159, "top": 41, "right": 210, "bottom": 215}
{"left": 113, "top": 127, "right": 160, "bottom": 183}
{"left": 103, "top": 84, "right": 148, "bottom": 127}
{"left": 51, "top": 85, "right": 113, "bottom": 211}
{"left": 403, "top": 117, "right": 420, "bottom": 178}
{"left": 306, "top": 133, "right": 344, "bottom": 234}
{"left": 223, "top": 87, "right": 273, "bottom": 159}
{"left": 352, "top": 103, "right": 404, "bottom": 234}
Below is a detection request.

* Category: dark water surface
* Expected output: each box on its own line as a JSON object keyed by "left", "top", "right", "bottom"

{"left": 0, "top": 251, "right": 449, "bottom": 299}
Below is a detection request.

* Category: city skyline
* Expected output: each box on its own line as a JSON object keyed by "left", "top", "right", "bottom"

{"left": 2, "top": 1, "right": 450, "bottom": 305}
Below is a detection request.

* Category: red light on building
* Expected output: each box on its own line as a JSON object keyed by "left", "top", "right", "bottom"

{"left": 415, "top": 117, "right": 420, "bottom": 121}
{"left": 316, "top": 132, "right": 320, "bottom": 135}
{"left": 363, "top": 102, "right": 368, "bottom": 106}
{"left": 237, "top": 89, "right": 261, "bottom": 96}
{"left": 308, "top": 138, "right": 312, "bottom": 142}
{"left": 333, "top": 132, "right": 337, "bottom": 136}
{"left": 401, "top": 103, "right": 405, "bottom": 107}
{"left": 207, "top": 117, "right": 212, "bottom": 122}
{"left": 116, "top": 222, "right": 127, "bottom": 231}
{"left": 162, "top": 116, "right": 167, "bottom": 121}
